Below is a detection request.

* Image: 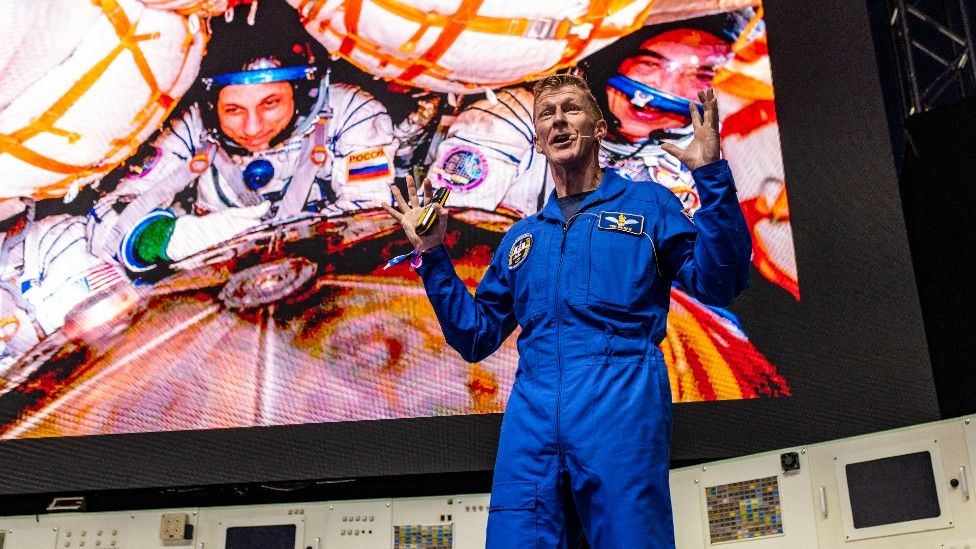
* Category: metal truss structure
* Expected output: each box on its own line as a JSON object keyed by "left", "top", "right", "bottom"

{"left": 887, "top": 0, "right": 976, "bottom": 116}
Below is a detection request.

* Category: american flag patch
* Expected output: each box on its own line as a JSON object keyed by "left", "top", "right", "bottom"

{"left": 346, "top": 147, "right": 391, "bottom": 182}
{"left": 78, "top": 264, "right": 125, "bottom": 293}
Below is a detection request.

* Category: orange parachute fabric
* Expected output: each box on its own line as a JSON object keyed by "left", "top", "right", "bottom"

{"left": 0, "top": 0, "right": 206, "bottom": 200}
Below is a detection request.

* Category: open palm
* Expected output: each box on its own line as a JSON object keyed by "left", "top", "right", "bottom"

{"left": 381, "top": 175, "right": 448, "bottom": 253}
{"left": 661, "top": 88, "right": 721, "bottom": 171}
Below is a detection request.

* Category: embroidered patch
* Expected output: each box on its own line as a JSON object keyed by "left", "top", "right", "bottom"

{"left": 508, "top": 233, "right": 533, "bottom": 270}
{"left": 125, "top": 146, "right": 162, "bottom": 180}
{"left": 434, "top": 145, "right": 488, "bottom": 191}
{"left": 346, "top": 147, "right": 391, "bottom": 182}
{"left": 598, "top": 211, "right": 645, "bottom": 235}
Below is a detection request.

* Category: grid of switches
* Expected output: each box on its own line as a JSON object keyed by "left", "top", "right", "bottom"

{"left": 339, "top": 514, "right": 375, "bottom": 536}
{"left": 62, "top": 529, "right": 119, "bottom": 547}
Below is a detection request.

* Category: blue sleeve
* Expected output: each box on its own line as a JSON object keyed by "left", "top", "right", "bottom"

{"left": 414, "top": 244, "right": 518, "bottom": 363}
{"left": 656, "top": 159, "right": 752, "bottom": 307}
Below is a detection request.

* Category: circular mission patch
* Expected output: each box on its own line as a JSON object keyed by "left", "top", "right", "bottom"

{"left": 508, "top": 233, "right": 533, "bottom": 270}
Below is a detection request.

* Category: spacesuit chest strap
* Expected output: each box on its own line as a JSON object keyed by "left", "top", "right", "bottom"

{"left": 274, "top": 119, "right": 327, "bottom": 220}
{"left": 210, "top": 146, "right": 267, "bottom": 207}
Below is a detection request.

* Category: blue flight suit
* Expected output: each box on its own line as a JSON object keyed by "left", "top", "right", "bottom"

{"left": 416, "top": 159, "right": 751, "bottom": 547}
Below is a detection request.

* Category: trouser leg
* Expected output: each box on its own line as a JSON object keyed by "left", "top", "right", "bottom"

{"left": 487, "top": 380, "right": 581, "bottom": 548}
{"left": 562, "top": 350, "right": 676, "bottom": 548}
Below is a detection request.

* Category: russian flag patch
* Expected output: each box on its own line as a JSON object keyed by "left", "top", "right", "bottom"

{"left": 346, "top": 147, "right": 391, "bottom": 183}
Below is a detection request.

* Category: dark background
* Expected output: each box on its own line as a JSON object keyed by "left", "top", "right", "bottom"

{"left": 0, "top": 0, "right": 943, "bottom": 509}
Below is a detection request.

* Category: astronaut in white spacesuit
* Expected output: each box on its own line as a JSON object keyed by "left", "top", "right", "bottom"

{"left": 86, "top": 35, "right": 403, "bottom": 273}
{"left": 427, "top": 87, "right": 554, "bottom": 218}
{"left": 1, "top": 199, "right": 122, "bottom": 370}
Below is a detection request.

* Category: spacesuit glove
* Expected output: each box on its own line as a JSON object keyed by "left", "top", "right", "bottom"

{"left": 165, "top": 202, "right": 270, "bottom": 262}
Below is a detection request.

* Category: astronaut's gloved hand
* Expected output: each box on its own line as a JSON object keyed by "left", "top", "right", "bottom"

{"left": 165, "top": 202, "right": 271, "bottom": 262}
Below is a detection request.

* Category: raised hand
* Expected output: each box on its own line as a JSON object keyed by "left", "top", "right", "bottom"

{"left": 381, "top": 174, "right": 448, "bottom": 252}
{"left": 661, "top": 88, "right": 721, "bottom": 171}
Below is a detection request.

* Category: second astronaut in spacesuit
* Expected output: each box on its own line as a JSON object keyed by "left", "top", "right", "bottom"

{"left": 87, "top": 28, "right": 401, "bottom": 272}
{"left": 601, "top": 28, "right": 732, "bottom": 215}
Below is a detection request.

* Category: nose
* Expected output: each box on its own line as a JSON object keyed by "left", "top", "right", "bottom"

{"left": 551, "top": 107, "right": 568, "bottom": 127}
{"left": 244, "top": 109, "right": 263, "bottom": 137}
{"left": 655, "top": 70, "right": 688, "bottom": 98}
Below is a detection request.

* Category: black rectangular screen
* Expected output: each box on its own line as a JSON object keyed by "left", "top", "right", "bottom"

{"left": 845, "top": 451, "right": 941, "bottom": 529}
{"left": 225, "top": 524, "right": 296, "bottom": 549}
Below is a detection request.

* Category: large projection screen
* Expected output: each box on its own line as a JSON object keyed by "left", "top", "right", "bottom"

{"left": 0, "top": 0, "right": 937, "bottom": 496}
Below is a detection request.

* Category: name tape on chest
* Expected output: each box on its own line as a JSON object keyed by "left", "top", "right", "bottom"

{"left": 598, "top": 211, "right": 644, "bottom": 235}
{"left": 508, "top": 233, "right": 533, "bottom": 270}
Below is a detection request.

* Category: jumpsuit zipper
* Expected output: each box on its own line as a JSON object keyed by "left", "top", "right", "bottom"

{"left": 555, "top": 211, "right": 584, "bottom": 466}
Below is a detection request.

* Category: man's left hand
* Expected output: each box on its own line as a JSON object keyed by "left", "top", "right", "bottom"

{"left": 661, "top": 88, "right": 721, "bottom": 171}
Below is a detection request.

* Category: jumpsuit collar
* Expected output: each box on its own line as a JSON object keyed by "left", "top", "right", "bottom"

{"left": 539, "top": 168, "right": 629, "bottom": 223}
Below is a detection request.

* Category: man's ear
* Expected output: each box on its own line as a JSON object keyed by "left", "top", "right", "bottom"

{"left": 595, "top": 119, "right": 608, "bottom": 141}
{"left": 534, "top": 135, "right": 543, "bottom": 153}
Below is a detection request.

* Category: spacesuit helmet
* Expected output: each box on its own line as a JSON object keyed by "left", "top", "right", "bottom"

{"left": 197, "top": 4, "right": 328, "bottom": 153}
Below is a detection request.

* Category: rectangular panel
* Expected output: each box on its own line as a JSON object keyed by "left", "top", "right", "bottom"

{"left": 392, "top": 495, "right": 487, "bottom": 549}
{"left": 226, "top": 524, "right": 297, "bottom": 549}
{"left": 845, "top": 452, "right": 940, "bottom": 528}
{"left": 698, "top": 448, "right": 819, "bottom": 548}
{"left": 0, "top": 520, "right": 58, "bottom": 549}
{"left": 393, "top": 524, "right": 453, "bottom": 549}
{"left": 706, "top": 476, "right": 783, "bottom": 543}
{"left": 195, "top": 509, "right": 305, "bottom": 549}
{"left": 834, "top": 440, "right": 953, "bottom": 541}
{"left": 321, "top": 499, "right": 392, "bottom": 549}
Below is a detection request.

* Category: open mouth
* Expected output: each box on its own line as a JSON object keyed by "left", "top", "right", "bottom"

{"left": 551, "top": 134, "right": 573, "bottom": 145}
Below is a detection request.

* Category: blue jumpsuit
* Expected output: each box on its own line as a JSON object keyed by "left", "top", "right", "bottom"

{"left": 416, "top": 159, "right": 751, "bottom": 547}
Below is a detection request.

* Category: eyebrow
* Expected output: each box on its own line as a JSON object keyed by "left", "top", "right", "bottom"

{"left": 221, "top": 93, "right": 283, "bottom": 109}
{"left": 537, "top": 95, "right": 584, "bottom": 109}
{"left": 636, "top": 49, "right": 668, "bottom": 60}
{"left": 634, "top": 50, "right": 719, "bottom": 72}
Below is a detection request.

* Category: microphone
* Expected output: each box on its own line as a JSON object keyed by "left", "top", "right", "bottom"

{"left": 567, "top": 134, "right": 595, "bottom": 140}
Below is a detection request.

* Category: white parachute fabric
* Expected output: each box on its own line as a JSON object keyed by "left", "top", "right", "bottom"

{"left": 0, "top": 1, "right": 104, "bottom": 112}
{"left": 289, "top": 0, "right": 760, "bottom": 94}
{"left": 643, "top": 0, "right": 758, "bottom": 26}
{"left": 0, "top": 0, "right": 206, "bottom": 200}
{"left": 290, "top": 0, "right": 657, "bottom": 94}
{"left": 713, "top": 8, "right": 798, "bottom": 297}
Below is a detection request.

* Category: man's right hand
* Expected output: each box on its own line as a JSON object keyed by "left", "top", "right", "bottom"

{"left": 381, "top": 175, "right": 448, "bottom": 253}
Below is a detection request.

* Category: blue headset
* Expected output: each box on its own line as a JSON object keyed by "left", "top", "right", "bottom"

{"left": 202, "top": 65, "right": 317, "bottom": 90}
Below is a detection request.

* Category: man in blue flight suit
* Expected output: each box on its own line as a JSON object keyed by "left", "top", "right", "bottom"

{"left": 382, "top": 74, "right": 751, "bottom": 547}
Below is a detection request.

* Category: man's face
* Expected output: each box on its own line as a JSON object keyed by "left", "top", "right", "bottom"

{"left": 608, "top": 40, "right": 723, "bottom": 141}
{"left": 217, "top": 81, "right": 295, "bottom": 152}
{"left": 533, "top": 86, "right": 606, "bottom": 168}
